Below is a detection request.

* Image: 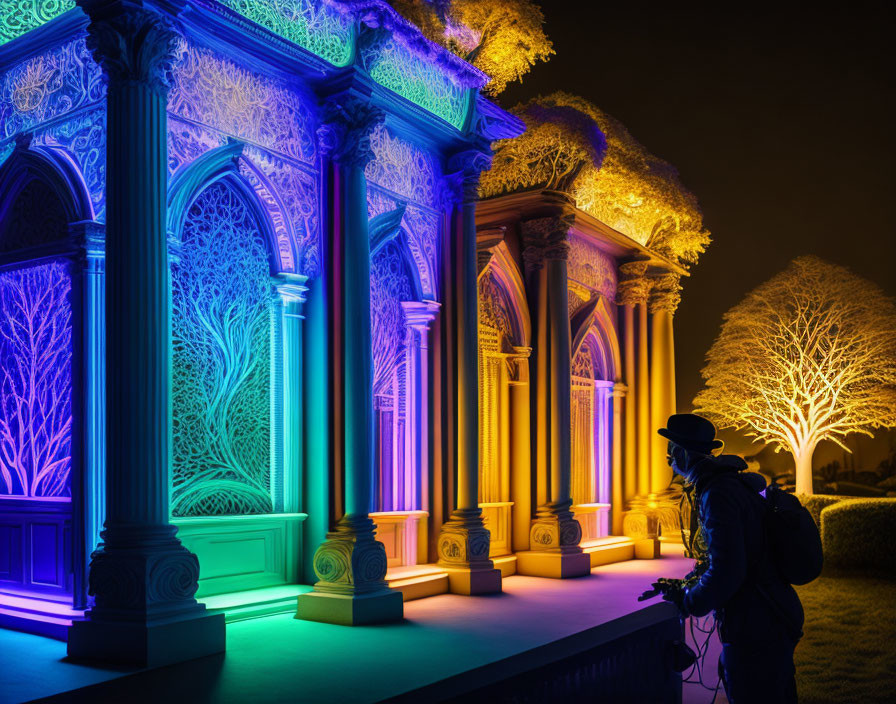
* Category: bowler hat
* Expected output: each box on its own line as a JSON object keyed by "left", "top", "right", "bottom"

{"left": 658, "top": 414, "right": 723, "bottom": 454}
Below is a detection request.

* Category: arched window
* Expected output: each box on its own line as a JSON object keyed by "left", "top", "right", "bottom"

{"left": 170, "top": 180, "right": 274, "bottom": 517}
{"left": 0, "top": 148, "right": 100, "bottom": 620}
{"left": 571, "top": 333, "right": 614, "bottom": 542}
{"left": 370, "top": 240, "right": 413, "bottom": 513}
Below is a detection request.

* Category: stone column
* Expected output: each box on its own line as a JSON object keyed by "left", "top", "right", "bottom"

{"left": 617, "top": 262, "right": 651, "bottom": 506}
{"left": 516, "top": 215, "right": 590, "bottom": 579}
{"left": 436, "top": 151, "right": 502, "bottom": 595}
{"left": 649, "top": 274, "right": 681, "bottom": 494}
{"left": 401, "top": 300, "right": 439, "bottom": 512}
{"left": 68, "top": 3, "right": 225, "bottom": 666}
{"left": 610, "top": 383, "right": 627, "bottom": 535}
{"left": 276, "top": 274, "right": 308, "bottom": 514}
{"left": 509, "top": 347, "right": 532, "bottom": 553}
{"left": 296, "top": 96, "right": 402, "bottom": 625}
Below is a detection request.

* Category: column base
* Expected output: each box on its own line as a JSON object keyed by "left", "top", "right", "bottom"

{"left": 67, "top": 610, "right": 225, "bottom": 668}
{"left": 515, "top": 550, "right": 591, "bottom": 579}
{"left": 441, "top": 565, "right": 502, "bottom": 595}
{"left": 295, "top": 589, "right": 403, "bottom": 626}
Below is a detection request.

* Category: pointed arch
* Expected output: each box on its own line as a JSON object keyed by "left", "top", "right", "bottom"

{"left": 167, "top": 141, "right": 296, "bottom": 274}
{"left": 571, "top": 295, "right": 621, "bottom": 383}
{"left": 478, "top": 241, "right": 531, "bottom": 348}
{"left": 0, "top": 141, "right": 94, "bottom": 252}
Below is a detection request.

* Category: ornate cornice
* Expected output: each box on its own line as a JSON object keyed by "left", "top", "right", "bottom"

{"left": 616, "top": 260, "right": 651, "bottom": 307}
{"left": 521, "top": 214, "right": 575, "bottom": 272}
{"left": 317, "top": 95, "right": 385, "bottom": 168}
{"left": 649, "top": 272, "right": 682, "bottom": 314}
{"left": 80, "top": 4, "right": 183, "bottom": 94}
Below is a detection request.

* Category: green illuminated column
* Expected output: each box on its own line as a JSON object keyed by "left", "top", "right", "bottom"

{"left": 516, "top": 213, "right": 590, "bottom": 579}
{"left": 68, "top": 1, "right": 225, "bottom": 666}
{"left": 296, "top": 95, "right": 403, "bottom": 625}
{"left": 435, "top": 151, "right": 502, "bottom": 595}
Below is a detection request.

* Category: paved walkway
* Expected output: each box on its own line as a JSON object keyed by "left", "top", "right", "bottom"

{"left": 2, "top": 548, "right": 700, "bottom": 704}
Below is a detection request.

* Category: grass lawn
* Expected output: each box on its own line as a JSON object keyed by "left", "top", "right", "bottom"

{"left": 795, "top": 575, "right": 896, "bottom": 703}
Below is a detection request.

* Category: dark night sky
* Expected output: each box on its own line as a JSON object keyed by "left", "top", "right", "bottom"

{"left": 499, "top": 2, "right": 896, "bottom": 451}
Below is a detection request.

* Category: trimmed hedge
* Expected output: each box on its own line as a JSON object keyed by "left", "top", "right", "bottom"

{"left": 820, "top": 498, "right": 896, "bottom": 577}
{"left": 797, "top": 494, "right": 846, "bottom": 529}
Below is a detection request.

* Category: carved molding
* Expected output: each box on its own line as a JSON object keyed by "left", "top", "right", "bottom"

{"left": 648, "top": 273, "right": 682, "bottom": 314}
{"left": 317, "top": 97, "right": 385, "bottom": 169}
{"left": 312, "top": 515, "right": 389, "bottom": 594}
{"left": 521, "top": 215, "right": 574, "bottom": 272}
{"left": 616, "top": 260, "right": 651, "bottom": 307}
{"left": 437, "top": 509, "right": 492, "bottom": 567}
{"left": 83, "top": 7, "right": 183, "bottom": 94}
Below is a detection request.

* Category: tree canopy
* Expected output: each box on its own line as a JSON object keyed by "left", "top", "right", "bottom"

{"left": 694, "top": 256, "right": 896, "bottom": 494}
{"left": 390, "top": 0, "right": 554, "bottom": 95}
{"left": 480, "top": 92, "right": 711, "bottom": 268}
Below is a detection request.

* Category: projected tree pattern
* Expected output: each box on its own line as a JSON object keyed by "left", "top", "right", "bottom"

{"left": 0, "top": 261, "right": 72, "bottom": 498}
{"left": 171, "top": 182, "right": 273, "bottom": 516}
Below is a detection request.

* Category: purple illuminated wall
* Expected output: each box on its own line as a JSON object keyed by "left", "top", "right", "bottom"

{"left": 0, "top": 261, "right": 73, "bottom": 499}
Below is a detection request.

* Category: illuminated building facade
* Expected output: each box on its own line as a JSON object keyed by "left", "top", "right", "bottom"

{"left": 0, "top": 2, "right": 707, "bottom": 669}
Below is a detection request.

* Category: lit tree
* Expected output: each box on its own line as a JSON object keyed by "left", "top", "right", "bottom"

{"left": 390, "top": 0, "right": 554, "bottom": 95}
{"left": 694, "top": 256, "right": 896, "bottom": 495}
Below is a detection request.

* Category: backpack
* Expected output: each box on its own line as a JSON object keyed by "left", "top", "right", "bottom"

{"left": 759, "top": 481, "right": 824, "bottom": 585}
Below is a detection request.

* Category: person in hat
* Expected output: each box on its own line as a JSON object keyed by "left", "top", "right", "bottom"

{"left": 658, "top": 413, "right": 803, "bottom": 704}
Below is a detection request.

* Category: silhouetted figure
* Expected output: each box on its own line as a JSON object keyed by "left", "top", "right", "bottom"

{"left": 659, "top": 414, "right": 804, "bottom": 704}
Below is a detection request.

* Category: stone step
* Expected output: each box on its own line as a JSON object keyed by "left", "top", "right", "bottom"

{"left": 582, "top": 536, "right": 636, "bottom": 567}
{"left": 0, "top": 594, "right": 83, "bottom": 640}
{"left": 492, "top": 554, "right": 518, "bottom": 577}
{"left": 201, "top": 585, "right": 310, "bottom": 623}
{"left": 386, "top": 565, "right": 450, "bottom": 601}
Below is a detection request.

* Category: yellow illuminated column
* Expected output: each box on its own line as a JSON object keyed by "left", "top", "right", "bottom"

{"left": 617, "top": 261, "right": 651, "bottom": 503}
{"left": 649, "top": 274, "right": 681, "bottom": 493}
{"left": 509, "top": 347, "right": 532, "bottom": 553}
{"left": 516, "top": 213, "right": 590, "bottom": 579}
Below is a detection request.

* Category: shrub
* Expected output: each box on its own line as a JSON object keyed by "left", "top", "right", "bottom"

{"left": 796, "top": 493, "right": 845, "bottom": 529}
{"left": 820, "top": 498, "right": 896, "bottom": 577}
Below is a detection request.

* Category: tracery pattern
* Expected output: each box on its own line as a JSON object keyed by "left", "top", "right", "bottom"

{"left": 0, "top": 38, "right": 104, "bottom": 138}
{"left": 171, "top": 182, "right": 273, "bottom": 517}
{"left": 0, "top": 179, "right": 68, "bottom": 252}
{"left": 370, "top": 242, "right": 412, "bottom": 396}
{"left": 167, "top": 117, "right": 226, "bottom": 178}
{"left": 34, "top": 109, "right": 106, "bottom": 221}
{"left": 218, "top": 0, "right": 354, "bottom": 67}
{"left": 478, "top": 269, "right": 515, "bottom": 349}
{"left": 365, "top": 126, "right": 438, "bottom": 207}
{"left": 567, "top": 233, "right": 617, "bottom": 301}
{"left": 361, "top": 37, "right": 470, "bottom": 130}
{"left": 0, "top": 261, "right": 72, "bottom": 498}
{"left": 169, "top": 45, "right": 316, "bottom": 164}
{"left": 245, "top": 146, "right": 319, "bottom": 276}
{"left": 0, "top": 1, "right": 75, "bottom": 46}
{"left": 572, "top": 341, "right": 595, "bottom": 380}
{"left": 401, "top": 205, "right": 438, "bottom": 299}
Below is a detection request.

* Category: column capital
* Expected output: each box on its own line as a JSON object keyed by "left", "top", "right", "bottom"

{"left": 648, "top": 272, "right": 682, "bottom": 314}
{"left": 317, "top": 96, "right": 385, "bottom": 168}
{"left": 508, "top": 346, "right": 531, "bottom": 386}
{"left": 68, "top": 220, "right": 106, "bottom": 261}
{"left": 521, "top": 214, "right": 574, "bottom": 272}
{"left": 616, "top": 260, "right": 652, "bottom": 307}
{"left": 80, "top": 3, "right": 184, "bottom": 94}
{"left": 611, "top": 382, "right": 628, "bottom": 399}
{"left": 273, "top": 272, "right": 309, "bottom": 305}
{"left": 445, "top": 148, "right": 492, "bottom": 205}
{"left": 401, "top": 299, "right": 440, "bottom": 329}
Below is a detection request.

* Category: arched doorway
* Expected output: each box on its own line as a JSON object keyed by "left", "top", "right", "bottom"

{"left": 169, "top": 174, "right": 305, "bottom": 610}
{"left": 0, "top": 145, "right": 101, "bottom": 636}
{"left": 570, "top": 334, "right": 614, "bottom": 542}
{"left": 369, "top": 235, "right": 436, "bottom": 568}
{"left": 478, "top": 256, "right": 531, "bottom": 560}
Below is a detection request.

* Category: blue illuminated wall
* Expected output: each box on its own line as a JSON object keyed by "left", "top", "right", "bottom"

{"left": 171, "top": 181, "right": 274, "bottom": 517}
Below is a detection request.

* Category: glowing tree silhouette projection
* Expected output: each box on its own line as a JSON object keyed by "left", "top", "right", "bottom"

{"left": 695, "top": 256, "right": 896, "bottom": 495}
{"left": 0, "top": 261, "right": 72, "bottom": 498}
{"left": 171, "top": 182, "right": 273, "bottom": 516}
